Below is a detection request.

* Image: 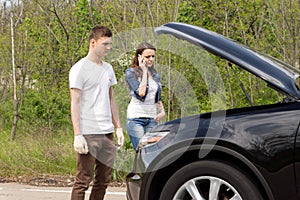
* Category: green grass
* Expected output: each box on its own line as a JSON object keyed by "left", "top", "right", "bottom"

{"left": 0, "top": 128, "right": 135, "bottom": 183}
{"left": 0, "top": 129, "right": 75, "bottom": 178}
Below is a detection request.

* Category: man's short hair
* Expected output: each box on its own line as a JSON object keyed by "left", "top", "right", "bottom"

{"left": 88, "top": 26, "right": 112, "bottom": 42}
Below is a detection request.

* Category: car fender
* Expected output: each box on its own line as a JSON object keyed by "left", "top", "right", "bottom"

{"left": 142, "top": 139, "right": 274, "bottom": 200}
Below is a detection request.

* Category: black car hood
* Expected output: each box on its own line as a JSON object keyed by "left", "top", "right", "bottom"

{"left": 155, "top": 22, "right": 300, "bottom": 100}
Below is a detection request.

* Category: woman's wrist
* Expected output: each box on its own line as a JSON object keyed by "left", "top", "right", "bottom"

{"left": 142, "top": 69, "right": 148, "bottom": 75}
{"left": 140, "top": 71, "right": 148, "bottom": 85}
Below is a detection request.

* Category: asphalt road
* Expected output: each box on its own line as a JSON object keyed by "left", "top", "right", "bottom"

{"left": 0, "top": 182, "right": 127, "bottom": 200}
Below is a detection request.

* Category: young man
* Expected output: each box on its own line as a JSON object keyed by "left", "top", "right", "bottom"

{"left": 69, "top": 25, "right": 124, "bottom": 200}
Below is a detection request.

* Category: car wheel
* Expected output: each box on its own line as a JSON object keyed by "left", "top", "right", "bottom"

{"left": 159, "top": 160, "right": 263, "bottom": 200}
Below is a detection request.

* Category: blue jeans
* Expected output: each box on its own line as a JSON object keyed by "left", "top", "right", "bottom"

{"left": 126, "top": 118, "right": 157, "bottom": 150}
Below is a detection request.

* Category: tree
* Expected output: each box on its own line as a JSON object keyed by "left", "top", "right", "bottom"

{"left": 266, "top": 0, "right": 300, "bottom": 68}
{"left": 6, "top": 0, "right": 24, "bottom": 140}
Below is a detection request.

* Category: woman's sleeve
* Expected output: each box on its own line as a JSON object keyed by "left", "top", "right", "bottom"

{"left": 153, "top": 73, "right": 162, "bottom": 103}
{"left": 125, "top": 68, "right": 148, "bottom": 102}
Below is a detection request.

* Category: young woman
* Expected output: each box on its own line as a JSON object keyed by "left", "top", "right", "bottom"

{"left": 125, "top": 42, "right": 165, "bottom": 150}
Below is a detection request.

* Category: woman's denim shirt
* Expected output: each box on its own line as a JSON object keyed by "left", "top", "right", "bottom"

{"left": 125, "top": 67, "right": 162, "bottom": 103}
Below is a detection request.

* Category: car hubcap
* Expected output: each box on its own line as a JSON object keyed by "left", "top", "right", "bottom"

{"left": 173, "top": 176, "right": 242, "bottom": 200}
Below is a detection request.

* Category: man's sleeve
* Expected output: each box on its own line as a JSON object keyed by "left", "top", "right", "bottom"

{"left": 69, "top": 65, "right": 83, "bottom": 90}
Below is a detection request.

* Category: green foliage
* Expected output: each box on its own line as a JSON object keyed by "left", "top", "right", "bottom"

{"left": 0, "top": 130, "right": 75, "bottom": 177}
{"left": 0, "top": 93, "right": 14, "bottom": 130}
{"left": 19, "top": 88, "right": 71, "bottom": 130}
{"left": 177, "top": 0, "right": 201, "bottom": 25}
{"left": 112, "top": 148, "right": 136, "bottom": 182}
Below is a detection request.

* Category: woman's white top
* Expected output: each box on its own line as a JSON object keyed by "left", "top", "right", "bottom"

{"left": 127, "top": 77, "right": 158, "bottom": 118}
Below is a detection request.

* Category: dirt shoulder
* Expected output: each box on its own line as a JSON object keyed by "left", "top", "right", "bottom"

{"left": 0, "top": 176, "right": 126, "bottom": 187}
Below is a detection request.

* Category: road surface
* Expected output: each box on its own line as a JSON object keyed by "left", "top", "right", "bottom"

{"left": 0, "top": 182, "right": 127, "bottom": 200}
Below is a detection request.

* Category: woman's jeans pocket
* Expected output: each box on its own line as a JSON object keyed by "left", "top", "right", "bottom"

{"left": 126, "top": 118, "right": 157, "bottom": 150}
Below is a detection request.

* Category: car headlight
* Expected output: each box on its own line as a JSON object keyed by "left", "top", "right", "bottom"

{"left": 138, "top": 131, "right": 170, "bottom": 148}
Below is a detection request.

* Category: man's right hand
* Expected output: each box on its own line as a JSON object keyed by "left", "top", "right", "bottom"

{"left": 74, "top": 134, "right": 89, "bottom": 154}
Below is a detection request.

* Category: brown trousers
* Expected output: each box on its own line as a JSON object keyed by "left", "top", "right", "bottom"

{"left": 71, "top": 133, "right": 116, "bottom": 200}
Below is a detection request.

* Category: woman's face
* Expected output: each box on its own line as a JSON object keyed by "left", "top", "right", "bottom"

{"left": 141, "top": 49, "right": 156, "bottom": 67}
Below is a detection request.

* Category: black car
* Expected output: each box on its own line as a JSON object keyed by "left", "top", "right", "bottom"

{"left": 126, "top": 22, "right": 300, "bottom": 200}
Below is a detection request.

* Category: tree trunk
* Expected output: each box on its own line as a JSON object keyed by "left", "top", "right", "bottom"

{"left": 10, "top": 10, "right": 18, "bottom": 141}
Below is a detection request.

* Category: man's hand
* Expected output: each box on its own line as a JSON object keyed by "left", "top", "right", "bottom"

{"left": 116, "top": 128, "right": 124, "bottom": 147}
{"left": 74, "top": 134, "right": 89, "bottom": 154}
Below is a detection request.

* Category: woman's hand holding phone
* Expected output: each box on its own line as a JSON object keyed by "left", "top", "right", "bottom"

{"left": 138, "top": 54, "right": 147, "bottom": 71}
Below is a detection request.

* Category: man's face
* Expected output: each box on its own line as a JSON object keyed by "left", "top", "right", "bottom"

{"left": 92, "top": 36, "right": 112, "bottom": 58}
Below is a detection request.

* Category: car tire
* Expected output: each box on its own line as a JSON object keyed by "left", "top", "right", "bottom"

{"left": 159, "top": 160, "right": 263, "bottom": 200}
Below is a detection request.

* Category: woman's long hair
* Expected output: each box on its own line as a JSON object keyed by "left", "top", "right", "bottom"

{"left": 130, "top": 42, "right": 157, "bottom": 79}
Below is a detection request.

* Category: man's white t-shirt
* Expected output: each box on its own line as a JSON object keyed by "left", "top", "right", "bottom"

{"left": 69, "top": 57, "right": 117, "bottom": 135}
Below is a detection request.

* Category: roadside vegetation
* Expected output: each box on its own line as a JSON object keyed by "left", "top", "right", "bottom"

{"left": 0, "top": 0, "right": 299, "bottom": 183}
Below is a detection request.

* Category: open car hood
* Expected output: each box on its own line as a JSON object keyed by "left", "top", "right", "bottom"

{"left": 155, "top": 22, "right": 300, "bottom": 100}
